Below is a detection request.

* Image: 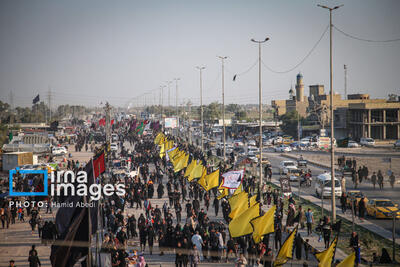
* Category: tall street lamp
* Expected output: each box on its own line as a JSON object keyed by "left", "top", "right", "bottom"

{"left": 174, "top": 78, "right": 180, "bottom": 136}
{"left": 218, "top": 56, "right": 228, "bottom": 163}
{"left": 251, "top": 37, "right": 269, "bottom": 200}
{"left": 196, "top": 66, "right": 206, "bottom": 153}
{"left": 318, "top": 3, "right": 343, "bottom": 222}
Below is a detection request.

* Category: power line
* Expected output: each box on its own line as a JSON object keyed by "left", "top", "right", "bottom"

{"left": 228, "top": 59, "right": 258, "bottom": 81}
{"left": 261, "top": 24, "right": 329, "bottom": 74}
{"left": 334, "top": 25, "right": 400, "bottom": 43}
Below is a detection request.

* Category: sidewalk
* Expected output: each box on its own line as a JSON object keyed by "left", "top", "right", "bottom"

{"left": 280, "top": 152, "right": 400, "bottom": 245}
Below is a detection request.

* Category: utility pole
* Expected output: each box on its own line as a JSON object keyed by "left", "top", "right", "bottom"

{"left": 48, "top": 87, "right": 52, "bottom": 123}
{"left": 251, "top": 37, "right": 269, "bottom": 200}
{"left": 9, "top": 90, "right": 14, "bottom": 124}
{"left": 188, "top": 100, "right": 192, "bottom": 145}
{"left": 318, "top": 4, "right": 343, "bottom": 222}
{"left": 218, "top": 56, "right": 227, "bottom": 163}
{"left": 105, "top": 102, "right": 111, "bottom": 145}
{"left": 174, "top": 78, "right": 180, "bottom": 136}
{"left": 166, "top": 81, "right": 172, "bottom": 117}
{"left": 344, "top": 64, "right": 347, "bottom": 100}
{"left": 160, "top": 86, "right": 165, "bottom": 123}
{"left": 196, "top": 66, "right": 206, "bottom": 152}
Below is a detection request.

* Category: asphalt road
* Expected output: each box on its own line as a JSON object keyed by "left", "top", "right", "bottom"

{"left": 187, "top": 131, "right": 400, "bottom": 236}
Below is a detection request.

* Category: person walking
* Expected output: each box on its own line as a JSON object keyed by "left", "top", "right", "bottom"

{"left": 340, "top": 192, "right": 347, "bottom": 214}
{"left": 389, "top": 172, "right": 395, "bottom": 189}
{"left": 305, "top": 208, "right": 314, "bottom": 236}
{"left": 28, "top": 245, "right": 41, "bottom": 267}
{"left": 371, "top": 172, "right": 377, "bottom": 190}
{"left": 377, "top": 170, "right": 384, "bottom": 189}
{"left": 322, "top": 216, "right": 332, "bottom": 249}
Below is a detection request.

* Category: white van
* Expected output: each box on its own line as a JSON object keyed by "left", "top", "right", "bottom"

{"left": 315, "top": 173, "right": 342, "bottom": 198}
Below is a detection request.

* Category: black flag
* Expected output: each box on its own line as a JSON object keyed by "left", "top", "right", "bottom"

{"left": 32, "top": 94, "right": 40, "bottom": 104}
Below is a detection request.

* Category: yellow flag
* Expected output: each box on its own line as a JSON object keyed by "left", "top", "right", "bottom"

{"left": 174, "top": 154, "right": 189, "bottom": 173}
{"left": 228, "top": 191, "right": 248, "bottom": 213}
{"left": 336, "top": 252, "right": 355, "bottom": 267}
{"left": 315, "top": 236, "right": 338, "bottom": 267}
{"left": 217, "top": 184, "right": 229, "bottom": 200}
{"left": 229, "top": 194, "right": 249, "bottom": 219}
{"left": 172, "top": 152, "right": 185, "bottom": 168}
{"left": 229, "top": 203, "right": 260, "bottom": 238}
{"left": 274, "top": 226, "right": 298, "bottom": 267}
{"left": 232, "top": 184, "right": 243, "bottom": 196}
{"left": 165, "top": 140, "right": 174, "bottom": 150}
{"left": 204, "top": 169, "right": 219, "bottom": 191}
{"left": 249, "top": 194, "right": 258, "bottom": 208}
{"left": 167, "top": 147, "right": 178, "bottom": 159}
{"left": 154, "top": 132, "right": 164, "bottom": 144}
{"left": 190, "top": 163, "right": 205, "bottom": 180}
{"left": 184, "top": 159, "right": 197, "bottom": 178}
{"left": 197, "top": 168, "right": 208, "bottom": 190}
{"left": 158, "top": 136, "right": 166, "bottom": 146}
{"left": 251, "top": 205, "right": 276, "bottom": 243}
{"left": 159, "top": 142, "right": 166, "bottom": 158}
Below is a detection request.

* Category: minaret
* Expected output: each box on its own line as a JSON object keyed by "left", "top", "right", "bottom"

{"left": 295, "top": 72, "right": 304, "bottom": 102}
{"left": 289, "top": 84, "right": 294, "bottom": 100}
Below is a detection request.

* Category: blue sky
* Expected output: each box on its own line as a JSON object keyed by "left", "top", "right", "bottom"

{"left": 0, "top": 0, "right": 399, "bottom": 108}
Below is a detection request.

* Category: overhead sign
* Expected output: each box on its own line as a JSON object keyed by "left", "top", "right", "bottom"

{"left": 164, "top": 117, "right": 177, "bottom": 129}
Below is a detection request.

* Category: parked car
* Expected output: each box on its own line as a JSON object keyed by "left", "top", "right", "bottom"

{"left": 360, "top": 137, "right": 375, "bottom": 147}
{"left": 52, "top": 147, "right": 67, "bottom": 156}
{"left": 279, "top": 160, "right": 297, "bottom": 175}
{"left": 274, "top": 144, "right": 292, "bottom": 152}
{"left": 394, "top": 140, "right": 400, "bottom": 149}
{"left": 347, "top": 140, "right": 360, "bottom": 148}
{"left": 366, "top": 198, "right": 400, "bottom": 219}
{"left": 248, "top": 140, "right": 257, "bottom": 146}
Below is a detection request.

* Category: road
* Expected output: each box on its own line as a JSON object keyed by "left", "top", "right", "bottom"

{"left": 187, "top": 130, "right": 400, "bottom": 236}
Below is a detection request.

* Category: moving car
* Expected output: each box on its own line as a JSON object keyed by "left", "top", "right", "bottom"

{"left": 360, "top": 137, "right": 375, "bottom": 147}
{"left": 366, "top": 199, "right": 400, "bottom": 219}
{"left": 274, "top": 144, "right": 292, "bottom": 152}
{"left": 279, "top": 160, "right": 297, "bottom": 174}
{"left": 347, "top": 140, "right": 360, "bottom": 148}
{"left": 315, "top": 173, "right": 342, "bottom": 198}
{"left": 287, "top": 169, "right": 302, "bottom": 182}
{"left": 248, "top": 140, "right": 257, "bottom": 146}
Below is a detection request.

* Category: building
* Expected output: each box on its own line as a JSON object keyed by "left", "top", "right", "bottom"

{"left": 271, "top": 72, "right": 400, "bottom": 140}
{"left": 348, "top": 101, "right": 400, "bottom": 140}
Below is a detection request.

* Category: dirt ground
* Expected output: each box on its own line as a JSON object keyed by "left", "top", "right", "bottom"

{"left": 301, "top": 153, "right": 400, "bottom": 179}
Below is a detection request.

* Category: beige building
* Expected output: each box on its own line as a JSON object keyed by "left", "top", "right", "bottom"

{"left": 348, "top": 101, "right": 400, "bottom": 140}
{"left": 271, "top": 73, "right": 400, "bottom": 140}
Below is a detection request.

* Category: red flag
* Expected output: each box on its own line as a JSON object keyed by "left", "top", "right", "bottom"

{"left": 111, "top": 119, "right": 114, "bottom": 125}
{"left": 93, "top": 152, "right": 105, "bottom": 178}
{"left": 98, "top": 118, "right": 106, "bottom": 126}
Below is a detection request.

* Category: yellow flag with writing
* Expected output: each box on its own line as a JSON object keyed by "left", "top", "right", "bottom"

{"left": 274, "top": 226, "right": 298, "bottom": 266}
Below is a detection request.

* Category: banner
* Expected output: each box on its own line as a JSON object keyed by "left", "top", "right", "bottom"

{"left": 221, "top": 170, "right": 244, "bottom": 189}
{"left": 164, "top": 117, "right": 177, "bottom": 129}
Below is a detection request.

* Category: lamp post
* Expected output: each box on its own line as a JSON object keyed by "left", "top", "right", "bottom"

{"left": 251, "top": 37, "right": 269, "bottom": 200}
{"left": 196, "top": 66, "right": 206, "bottom": 153}
{"left": 174, "top": 78, "right": 180, "bottom": 137}
{"left": 166, "top": 81, "right": 172, "bottom": 117}
{"left": 318, "top": 3, "right": 343, "bottom": 222}
{"left": 218, "top": 56, "right": 228, "bottom": 163}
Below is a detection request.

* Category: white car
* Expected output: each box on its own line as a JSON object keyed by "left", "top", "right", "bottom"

{"left": 52, "top": 147, "right": 67, "bottom": 156}
{"left": 347, "top": 140, "right": 359, "bottom": 148}
{"left": 110, "top": 143, "right": 118, "bottom": 151}
{"left": 248, "top": 140, "right": 257, "bottom": 146}
{"left": 360, "top": 137, "right": 375, "bottom": 147}
{"left": 279, "top": 160, "right": 298, "bottom": 175}
{"left": 394, "top": 140, "right": 400, "bottom": 148}
{"left": 300, "top": 137, "right": 311, "bottom": 145}
{"left": 274, "top": 145, "right": 292, "bottom": 152}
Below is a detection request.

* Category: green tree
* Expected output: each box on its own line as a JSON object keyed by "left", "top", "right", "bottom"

{"left": 203, "top": 102, "right": 221, "bottom": 121}
{"left": 279, "top": 110, "right": 303, "bottom": 138}
{"left": 235, "top": 110, "right": 247, "bottom": 121}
